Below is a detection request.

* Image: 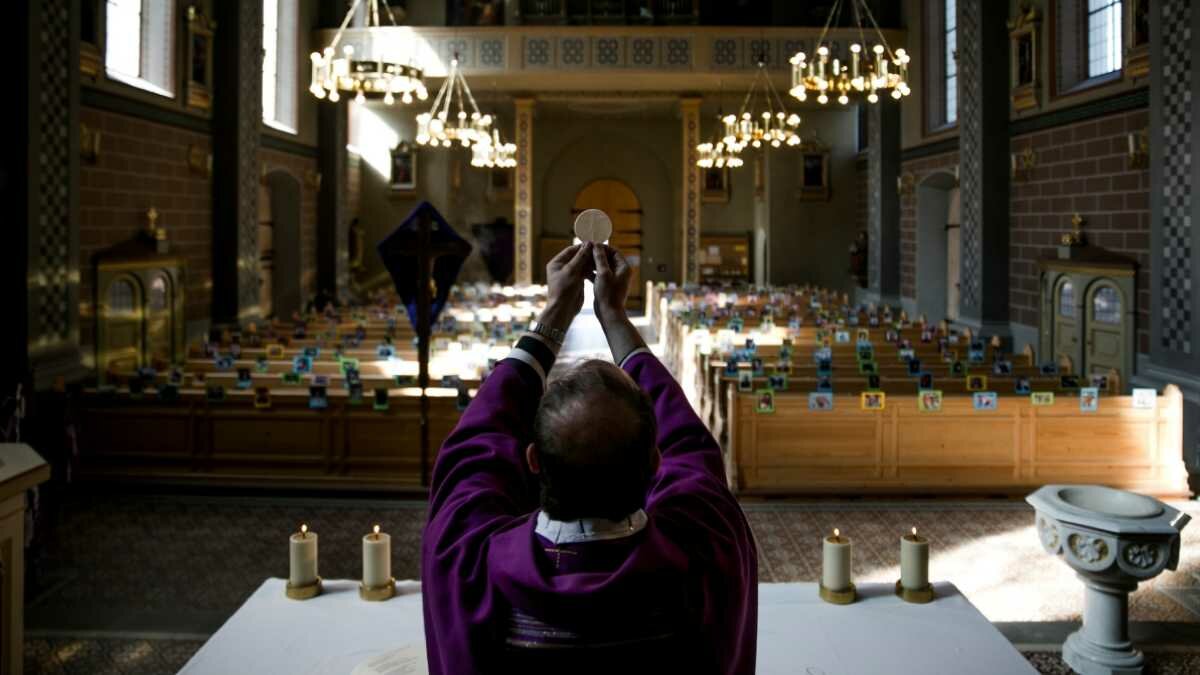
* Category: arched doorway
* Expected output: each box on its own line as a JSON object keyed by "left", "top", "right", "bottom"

{"left": 573, "top": 179, "right": 643, "bottom": 309}
{"left": 915, "top": 171, "right": 960, "bottom": 322}
{"left": 265, "top": 170, "right": 302, "bottom": 318}
{"left": 1084, "top": 279, "right": 1126, "bottom": 377}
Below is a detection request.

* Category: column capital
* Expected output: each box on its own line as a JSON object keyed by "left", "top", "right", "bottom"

{"left": 679, "top": 96, "right": 703, "bottom": 110}
{"left": 514, "top": 96, "right": 536, "bottom": 109}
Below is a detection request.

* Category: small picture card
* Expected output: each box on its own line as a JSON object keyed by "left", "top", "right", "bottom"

{"left": 394, "top": 374, "right": 415, "bottom": 386}
{"left": 293, "top": 325, "right": 307, "bottom": 339}
{"left": 191, "top": 371, "right": 207, "bottom": 385}
{"left": 950, "top": 361, "right": 966, "bottom": 376}
{"left": 868, "top": 315, "right": 880, "bottom": 328}
{"left": 308, "top": 385, "right": 328, "bottom": 410}
{"left": 348, "top": 383, "right": 364, "bottom": 405}
{"left": 1059, "top": 374, "right": 1081, "bottom": 391}
{"left": 737, "top": 371, "right": 754, "bottom": 392}
{"left": 829, "top": 330, "right": 847, "bottom": 344}
{"left": 754, "top": 389, "right": 776, "bottom": 414}
{"left": 907, "top": 358, "right": 922, "bottom": 376}
{"left": 861, "top": 391, "right": 886, "bottom": 411}
{"left": 948, "top": 334, "right": 960, "bottom": 345}
{"left": 788, "top": 317, "right": 801, "bottom": 330}
{"left": 779, "top": 346, "right": 793, "bottom": 361}
{"left": 168, "top": 367, "right": 184, "bottom": 385}
{"left": 1015, "top": 377, "right": 1032, "bottom": 395}
{"left": 858, "top": 361, "right": 878, "bottom": 375}
{"left": 813, "top": 347, "right": 832, "bottom": 363}
{"left": 1131, "top": 388, "right": 1157, "bottom": 410}
{"left": 254, "top": 387, "right": 271, "bottom": 409}
{"left": 942, "top": 350, "right": 957, "bottom": 364}
{"left": 992, "top": 360, "right": 1013, "bottom": 376}
{"left": 303, "top": 346, "right": 320, "bottom": 359}
{"left": 885, "top": 329, "right": 898, "bottom": 343}
{"left": 255, "top": 356, "right": 269, "bottom": 373}
{"left": 920, "top": 330, "right": 933, "bottom": 343}
{"left": 214, "top": 356, "right": 235, "bottom": 371}
{"left": 340, "top": 358, "right": 360, "bottom": 375}
{"left": 856, "top": 346, "right": 874, "bottom": 363}
{"left": 230, "top": 343, "right": 243, "bottom": 359}
{"left": 456, "top": 386, "right": 472, "bottom": 412}
{"left": 373, "top": 388, "right": 390, "bottom": 411}
{"left": 973, "top": 392, "right": 999, "bottom": 411}
{"left": 312, "top": 374, "right": 330, "bottom": 388}
{"left": 847, "top": 314, "right": 859, "bottom": 326}
{"left": 898, "top": 348, "right": 915, "bottom": 362}
{"left": 970, "top": 339, "right": 985, "bottom": 353}
{"left": 856, "top": 328, "right": 871, "bottom": 343}
{"left": 808, "top": 392, "right": 834, "bottom": 411}
{"left": 918, "top": 390, "right": 944, "bottom": 412}
{"left": 266, "top": 344, "right": 285, "bottom": 360}
{"left": 866, "top": 374, "right": 881, "bottom": 391}
{"left": 751, "top": 358, "right": 764, "bottom": 376}
{"left": 724, "top": 360, "right": 739, "bottom": 376}
{"left": 968, "top": 348, "right": 985, "bottom": 364}
{"left": 966, "top": 375, "right": 987, "bottom": 391}
{"left": 1040, "top": 363, "right": 1060, "bottom": 376}
{"left": 344, "top": 368, "right": 361, "bottom": 386}
{"left": 1089, "top": 374, "right": 1110, "bottom": 392}
{"left": 744, "top": 338, "right": 756, "bottom": 352}
{"left": 768, "top": 374, "right": 788, "bottom": 391}
{"left": 157, "top": 384, "right": 179, "bottom": 403}
{"left": 236, "top": 368, "right": 253, "bottom": 389}
{"left": 918, "top": 373, "right": 934, "bottom": 390}
{"left": 815, "top": 330, "right": 829, "bottom": 346}
{"left": 817, "top": 359, "right": 832, "bottom": 376}
{"left": 816, "top": 375, "right": 833, "bottom": 393}
{"left": 205, "top": 385, "right": 226, "bottom": 402}
{"left": 292, "top": 355, "right": 313, "bottom": 375}
{"left": 1079, "top": 387, "right": 1100, "bottom": 412}
{"left": 775, "top": 360, "right": 792, "bottom": 375}
{"left": 282, "top": 371, "right": 302, "bottom": 385}
{"left": 1031, "top": 392, "right": 1056, "bottom": 406}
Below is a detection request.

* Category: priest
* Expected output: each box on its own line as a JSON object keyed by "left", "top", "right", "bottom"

{"left": 422, "top": 242, "right": 758, "bottom": 674}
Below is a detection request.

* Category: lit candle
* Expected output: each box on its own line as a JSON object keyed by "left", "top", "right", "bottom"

{"left": 900, "top": 526, "right": 930, "bottom": 590}
{"left": 289, "top": 524, "right": 318, "bottom": 587}
{"left": 362, "top": 524, "right": 392, "bottom": 588}
{"left": 822, "top": 528, "right": 852, "bottom": 591}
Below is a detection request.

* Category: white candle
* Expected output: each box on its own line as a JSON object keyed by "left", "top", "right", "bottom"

{"left": 822, "top": 528, "right": 852, "bottom": 591}
{"left": 289, "top": 524, "right": 318, "bottom": 587}
{"left": 362, "top": 524, "right": 391, "bottom": 588}
{"left": 900, "top": 527, "right": 930, "bottom": 589}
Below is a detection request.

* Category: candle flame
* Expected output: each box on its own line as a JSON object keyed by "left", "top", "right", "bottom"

{"left": 912, "top": 526, "right": 918, "bottom": 536}
{"left": 373, "top": 524, "right": 381, "bottom": 535}
{"left": 301, "top": 523, "right": 308, "bottom": 536}
{"left": 833, "top": 528, "right": 840, "bottom": 537}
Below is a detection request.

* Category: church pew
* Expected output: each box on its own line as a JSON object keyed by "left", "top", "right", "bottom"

{"left": 724, "top": 384, "right": 1190, "bottom": 497}
{"left": 77, "top": 386, "right": 467, "bottom": 490}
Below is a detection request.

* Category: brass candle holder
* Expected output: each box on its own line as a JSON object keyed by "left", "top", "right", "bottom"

{"left": 818, "top": 582, "right": 856, "bottom": 605}
{"left": 285, "top": 576, "right": 323, "bottom": 600}
{"left": 894, "top": 580, "right": 935, "bottom": 604}
{"left": 359, "top": 577, "right": 397, "bottom": 601}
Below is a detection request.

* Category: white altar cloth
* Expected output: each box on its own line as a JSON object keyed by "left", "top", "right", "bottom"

{"left": 179, "top": 579, "right": 1035, "bottom": 674}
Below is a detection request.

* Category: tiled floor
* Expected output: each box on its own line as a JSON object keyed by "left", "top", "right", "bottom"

{"left": 24, "top": 494, "right": 1200, "bottom": 674}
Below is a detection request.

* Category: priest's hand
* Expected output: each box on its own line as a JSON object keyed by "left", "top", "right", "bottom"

{"left": 591, "top": 244, "right": 632, "bottom": 322}
{"left": 540, "top": 242, "right": 593, "bottom": 331}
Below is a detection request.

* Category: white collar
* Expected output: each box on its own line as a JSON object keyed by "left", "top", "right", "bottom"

{"left": 535, "top": 509, "right": 648, "bottom": 544}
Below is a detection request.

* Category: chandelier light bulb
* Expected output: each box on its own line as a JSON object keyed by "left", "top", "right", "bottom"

{"left": 818, "top": 46, "right": 829, "bottom": 57}
{"left": 867, "top": 92, "right": 879, "bottom": 103}
{"left": 838, "top": 94, "right": 849, "bottom": 105}
{"left": 328, "top": 90, "right": 340, "bottom": 102}
{"left": 818, "top": 94, "right": 828, "bottom": 104}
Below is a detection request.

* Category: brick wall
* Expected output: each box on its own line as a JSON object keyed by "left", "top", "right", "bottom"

{"left": 79, "top": 107, "right": 213, "bottom": 350}
{"left": 1009, "top": 108, "right": 1151, "bottom": 353}
{"left": 260, "top": 147, "right": 319, "bottom": 301}
{"left": 899, "top": 150, "right": 960, "bottom": 301}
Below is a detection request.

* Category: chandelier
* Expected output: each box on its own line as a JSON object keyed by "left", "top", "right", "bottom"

{"left": 415, "top": 58, "right": 493, "bottom": 149}
{"left": 696, "top": 109, "right": 744, "bottom": 169}
{"left": 722, "top": 61, "right": 802, "bottom": 151}
{"left": 471, "top": 127, "right": 517, "bottom": 168}
{"left": 309, "top": 0, "right": 427, "bottom": 105}
{"left": 788, "top": 0, "right": 911, "bottom": 105}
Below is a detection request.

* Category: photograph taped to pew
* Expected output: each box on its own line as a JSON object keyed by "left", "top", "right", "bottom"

{"left": 973, "top": 392, "right": 998, "bottom": 411}
{"left": 808, "top": 392, "right": 833, "bottom": 411}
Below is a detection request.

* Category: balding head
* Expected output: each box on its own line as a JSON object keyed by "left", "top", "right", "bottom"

{"left": 530, "top": 360, "right": 658, "bottom": 521}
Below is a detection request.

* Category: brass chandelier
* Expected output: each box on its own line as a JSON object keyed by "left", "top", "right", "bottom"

{"left": 723, "top": 61, "right": 802, "bottom": 152}
{"left": 471, "top": 126, "right": 517, "bottom": 168}
{"left": 788, "top": 0, "right": 911, "bottom": 105}
{"left": 309, "top": 0, "right": 427, "bottom": 105}
{"left": 415, "top": 57, "right": 493, "bottom": 150}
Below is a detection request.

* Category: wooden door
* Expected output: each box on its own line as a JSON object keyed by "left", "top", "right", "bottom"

{"left": 101, "top": 277, "right": 143, "bottom": 374}
{"left": 1085, "top": 282, "right": 1125, "bottom": 379}
{"left": 945, "top": 225, "right": 961, "bottom": 320}
{"left": 573, "top": 179, "right": 642, "bottom": 309}
{"left": 1053, "top": 276, "right": 1080, "bottom": 366}
{"left": 145, "top": 273, "right": 173, "bottom": 367}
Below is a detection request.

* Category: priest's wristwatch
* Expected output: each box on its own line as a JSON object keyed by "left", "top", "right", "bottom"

{"left": 529, "top": 320, "right": 567, "bottom": 346}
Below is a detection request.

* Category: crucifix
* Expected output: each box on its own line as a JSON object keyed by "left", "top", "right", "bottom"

{"left": 377, "top": 204, "right": 471, "bottom": 485}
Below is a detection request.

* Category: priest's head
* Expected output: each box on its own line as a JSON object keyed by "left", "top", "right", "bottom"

{"left": 527, "top": 360, "right": 660, "bottom": 522}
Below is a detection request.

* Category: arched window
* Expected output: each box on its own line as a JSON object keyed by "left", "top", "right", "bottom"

{"left": 108, "top": 279, "right": 137, "bottom": 316}
{"left": 1092, "top": 286, "right": 1121, "bottom": 324}
{"left": 148, "top": 275, "right": 168, "bottom": 311}
{"left": 1058, "top": 280, "right": 1075, "bottom": 318}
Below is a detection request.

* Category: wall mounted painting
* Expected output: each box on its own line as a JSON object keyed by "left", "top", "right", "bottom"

{"left": 390, "top": 142, "right": 418, "bottom": 194}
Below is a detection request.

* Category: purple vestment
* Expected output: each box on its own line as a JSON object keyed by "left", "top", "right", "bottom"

{"left": 422, "top": 352, "right": 758, "bottom": 673}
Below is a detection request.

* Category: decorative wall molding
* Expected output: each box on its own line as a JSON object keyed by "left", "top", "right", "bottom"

{"left": 81, "top": 85, "right": 213, "bottom": 134}
{"left": 1010, "top": 88, "right": 1149, "bottom": 137}
{"left": 514, "top": 97, "right": 534, "bottom": 285}
{"left": 261, "top": 134, "right": 319, "bottom": 159}
{"left": 680, "top": 97, "right": 701, "bottom": 285}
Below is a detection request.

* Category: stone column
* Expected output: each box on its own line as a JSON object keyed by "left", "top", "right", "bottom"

{"left": 514, "top": 97, "right": 535, "bottom": 285}
{"left": 1140, "top": 0, "right": 1200, "bottom": 486}
{"left": 680, "top": 97, "right": 702, "bottom": 285}
{"left": 211, "top": 0, "right": 262, "bottom": 327}
{"left": 955, "top": 0, "right": 1010, "bottom": 332}
{"left": 317, "top": 0, "right": 349, "bottom": 302}
{"left": 867, "top": 100, "right": 901, "bottom": 305}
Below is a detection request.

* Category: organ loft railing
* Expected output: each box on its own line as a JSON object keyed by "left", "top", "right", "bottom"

{"left": 516, "top": 0, "right": 699, "bottom": 25}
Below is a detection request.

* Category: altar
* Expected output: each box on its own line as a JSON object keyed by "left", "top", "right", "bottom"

{"left": 179, "top": 579, "right": 1036, "bottom": 674}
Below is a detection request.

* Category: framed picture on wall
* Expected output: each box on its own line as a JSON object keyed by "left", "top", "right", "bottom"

{"left": 701, "top": 166, "right": 730, "bottom": 203}
{"left": 488, "top": 167, "right": 513, "bottom": 201}
{"left": 390, "top": 142, "right": 417, "bottom": 194}
{"left": 798, "top": 143, "right": 831, "bottom": 202}
{"left": 1007, "top": 4, "right": 1040, "bottom": 112}
{"left": 186, "top": 6, "right": 215, "bottom": 111}
{"left": 1125, "top": 0, "right": 1150, "bottom": 79}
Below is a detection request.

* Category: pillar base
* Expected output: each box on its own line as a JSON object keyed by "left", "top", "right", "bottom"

{"left": 1064, "top": 631, "right": 1143, "bottom": 675}
{"left": 1064, "top": 578, "right": 1143, "bottom": 675}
